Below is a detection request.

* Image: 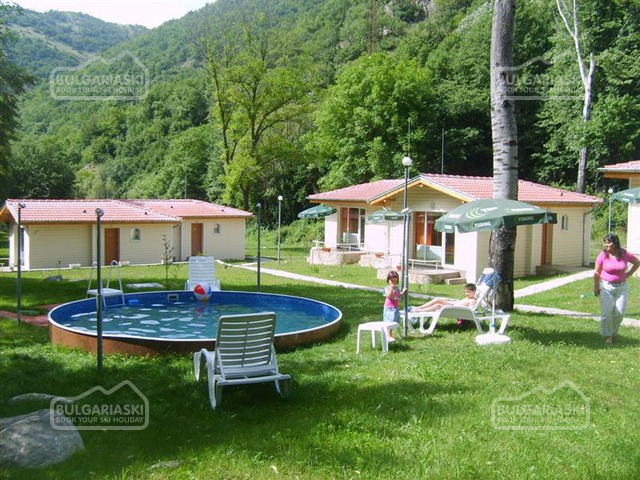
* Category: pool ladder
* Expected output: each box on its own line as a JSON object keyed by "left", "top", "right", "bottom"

{"left": 86, "top": 260, "right": 124, "bottom": 308}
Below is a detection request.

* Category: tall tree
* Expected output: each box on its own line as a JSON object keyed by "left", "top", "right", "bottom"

{"left": 0, "top": 2, "right": 34, "bottom": 195}
{"left": 197, "top": 0, "right": 316, "bottom": 210}
{"left": 10, "top": 136, "right": 77, "bottom": 198}
{"left": 489, "top": 0, "right": 518, "bottom": 311}
{"left": 556, "top": 0, "right": 595, "bottom": 193}
{"left": 307, "top": 53, "right": 436, "bottom": 189}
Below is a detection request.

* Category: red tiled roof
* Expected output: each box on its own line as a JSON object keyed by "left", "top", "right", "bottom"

{"left": 598, "top": 160, "right": 640, "bottom": 173}
{"left": 128, "top": 199, "right": 252, "bottom": 219}
{"left": 307, "top": 174, "right": 602, "bottom": 206}
{"left": 422, "top": 174, "right": 601, "bottom": 205}
{"left": 308, "top": 179, "right": 404, "bottom": 203}
{"left": 0, "top": 199, "right": 252, "bottom": 224}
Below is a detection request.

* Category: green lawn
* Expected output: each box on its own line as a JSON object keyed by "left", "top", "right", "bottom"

{"left": 2, "top": 257, "right": 640, "bottom": 478}
{"left": 0, "top": 226, "right": 8, "bottom": 265}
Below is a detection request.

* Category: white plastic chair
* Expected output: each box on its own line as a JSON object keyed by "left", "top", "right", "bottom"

{"left": 193, "top": 312, "right": 292, "bottom": 410}
{"left": 185, "top": 256, "right": 221, "bottom": 291}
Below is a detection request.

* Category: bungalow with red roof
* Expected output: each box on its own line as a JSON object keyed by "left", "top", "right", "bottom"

{"left": 599, "top": 160, "right": 640, "bottom": 257}
{"left": 0, "top": 199, "right": 252, "bottom": 270}
{"left": 307, "top": 174, "right": 602, "bottom": 282}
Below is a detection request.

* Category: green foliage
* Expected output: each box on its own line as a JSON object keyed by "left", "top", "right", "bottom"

{"left": 1, "top": 0, "right": 640, "bottom": 223}
{"left": 160, "top": 234, "right": 174, "bottom": 288}
{"left": 0, "top": 2, "right": 35, "bottom": 195}
{"left": 419, "top": 2, "right": 495, "bottom": 176}
{"left": 246, "top": 217, "right": 325, "bottom": 253}
{"left": 8, "top": 134, "right": 77, "bottom": 198}
{"left": 4, "top": 7, "right": 147, "bottom": 78}
{"left": 307, "top": 53, "right": 437, "bottom": 188}
{"left": 1, "top": 264, "right": 640, "bottom": 478}
{"left": 199, "top": 0, "right": 320, "bottom": 210}
{"left": 531, "top": 0, "right": 640, "bottom": 189}
{"left": 0, "top": 222, "right": 7, "bottom": 259}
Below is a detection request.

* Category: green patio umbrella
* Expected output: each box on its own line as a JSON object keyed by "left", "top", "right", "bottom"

{"left": 367, "top": 208, "right": 404, "bottom": 255}
{"left": 297, "top": 204, "right": 337, "bottom": 219}
{"left": 297, "top": 204, "right": 337, "bottom": 251}
{"left": 434, "top": 198, "right": 556, "bottom": 345}
{"left": 367, "top": 208, "right": 404, "bottom": 223}
{"left": 612, "top": 186, "right": 640, "bottom": 204}
{"left": 434, "top": 198, "right": 557, "bottom": 234}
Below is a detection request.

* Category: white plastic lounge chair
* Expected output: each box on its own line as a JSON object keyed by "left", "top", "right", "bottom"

{"left": 403, "top": 268, "right": 510, "bottom": 335}
{"left": 185, "top": 256, "right": 221, "bottom": 291}
{"left": 193, "top": 312, "right": 292, "bottom": 410}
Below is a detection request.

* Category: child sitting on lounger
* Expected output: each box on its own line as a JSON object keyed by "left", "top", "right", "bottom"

{"left": 411, "top": 283, "right": 476, "bottom": 313}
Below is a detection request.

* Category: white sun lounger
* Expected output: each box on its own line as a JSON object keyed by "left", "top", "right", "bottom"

{"left": 193, "top": 312, "right": 292, "bottom": 410}
{"left": 402, "top": 268, "right": 510, "bottom": 335}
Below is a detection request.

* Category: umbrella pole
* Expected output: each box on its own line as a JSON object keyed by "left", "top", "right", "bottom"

{"left": 491, "top": 287, "right": 497, "bottom": 334}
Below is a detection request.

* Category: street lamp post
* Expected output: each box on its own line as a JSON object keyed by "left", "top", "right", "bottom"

{"left": 401, "top": 156, "right": 412, "bottom": 336}
{"left": 16, "top": 202, "right": 26, "bottom": 322}
{"left": 256, "top": 202, "right": 262, "bottom": 292}
{"left": 608, "top": 187, "right": 614, "bottom": 233}
{"left": 277, "top": 195, "right": 283, "bottom": 265}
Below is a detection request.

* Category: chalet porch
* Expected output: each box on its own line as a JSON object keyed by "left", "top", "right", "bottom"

{"left": 306, "top": 247, "right": 464, "bottom": 285}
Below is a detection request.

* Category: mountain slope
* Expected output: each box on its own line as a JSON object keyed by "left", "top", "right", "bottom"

{"left": 5, "top": 8, "right": 147, "bottom": 78}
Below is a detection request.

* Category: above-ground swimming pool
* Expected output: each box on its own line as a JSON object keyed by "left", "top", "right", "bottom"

{"left": 48, "top": 291, "right": 342, "bottom": 356}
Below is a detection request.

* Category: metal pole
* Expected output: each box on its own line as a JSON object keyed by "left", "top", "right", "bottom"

{"left": 608, "top": 188, "right": 614, "bottom": 233}
{"left": 277, "top": 196, "right": 283, "bottom": 265}
{"left": 184, "top": 165, "right": 187, "bottom": 199}
{"left": 96, "top": 208, "right": 104, "bottom": 374}
{"left": 16, "top": 203, "right": 26, "bottom": 322}
{"left": 441, "top": 127, "right": 445, "bottom": 174}
{"left": 256, "top": 203, "right": 261, "bottom": 292}
{"left": 401, "top": 156, "right": 412, "bottom": 336}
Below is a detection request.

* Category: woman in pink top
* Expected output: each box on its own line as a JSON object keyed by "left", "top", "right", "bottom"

{"left": 593, "top": 233, "right": 640, "bottom": 343}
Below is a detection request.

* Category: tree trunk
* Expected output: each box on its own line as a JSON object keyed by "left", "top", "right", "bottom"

{"left": 576, "top": 66, "right": 594, "bottom": 192}
{"left": 556, "top": 1, "right": 595, "bottom": 193}
{"left": 577, "top": 146, "right": 588, "bottom": 193}
{"left": 489, "top": 0, "right": 518, "bottom": 311}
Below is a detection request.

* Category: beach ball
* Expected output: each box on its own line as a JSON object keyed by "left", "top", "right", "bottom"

{"left": 193, "top": 283, "right": 212, "bottom": 302}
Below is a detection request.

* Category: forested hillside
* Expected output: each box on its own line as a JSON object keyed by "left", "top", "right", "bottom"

{"left": 2, "top": 0, "right": 640, "bottom": 225}
{"left": 4, "top": 7, "right": 147, "bottom": 78}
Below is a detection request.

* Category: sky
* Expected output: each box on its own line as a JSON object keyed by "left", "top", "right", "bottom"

{"left": 13, "top": 0, "right": 214, "bottom": 29}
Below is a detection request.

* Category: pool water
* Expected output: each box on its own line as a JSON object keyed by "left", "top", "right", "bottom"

{"left": 61, "top": 301, "right": 328, "bottom": 339}
{"left": 50, "top": 290, "right": 341, "bottom": 343}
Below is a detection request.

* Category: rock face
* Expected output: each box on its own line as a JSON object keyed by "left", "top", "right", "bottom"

{"left": 0, "top": 409, "right": 85, "bottom": 468}
{"left": 7, "top": 393, "right": 73, "bottom": 405}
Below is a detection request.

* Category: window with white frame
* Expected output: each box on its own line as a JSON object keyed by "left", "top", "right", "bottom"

{"left": 561, "top": 215, "right": 569, "bottom": 231}
{"left": 130, "top": 228, "right": 141, "bottom": 240}
{"left": 213, "top": 224, "right": 222, "bottom": 234}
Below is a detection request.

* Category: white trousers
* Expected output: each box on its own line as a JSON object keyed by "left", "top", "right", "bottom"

{"left": 599, "top": 280, "right": 628, "bottom": 337}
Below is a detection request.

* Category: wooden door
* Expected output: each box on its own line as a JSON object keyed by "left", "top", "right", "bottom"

{"left": 191, "top": 223, "right": 203, "bottom": 256}
{"left": 104, "top": 228, "right": 120, "bottom": 265}
{"left": 541, "top": 223, "right": 553, "bottom": 265}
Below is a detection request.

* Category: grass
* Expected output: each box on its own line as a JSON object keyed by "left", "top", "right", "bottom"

{"left": 2, "top": 252, "right": 640, "bottom": 478}
{"left": 518, "top": 275, "right": 640, "bottom": 317}
{"left": 0, "top": 226, "right": 8, "bottom": 265}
